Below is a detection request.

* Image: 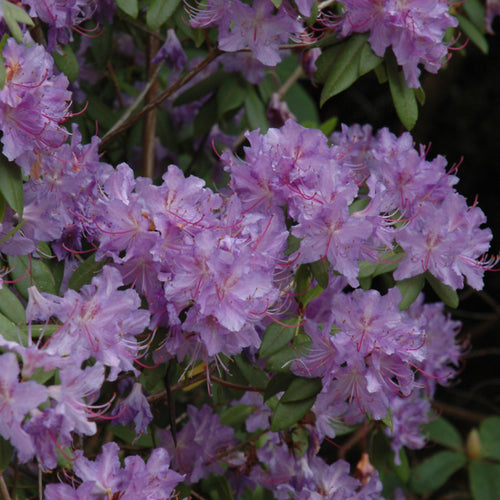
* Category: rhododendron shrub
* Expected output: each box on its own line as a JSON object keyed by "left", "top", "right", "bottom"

{"left": 0, "top": 1, "right": 498, "bottom": 499}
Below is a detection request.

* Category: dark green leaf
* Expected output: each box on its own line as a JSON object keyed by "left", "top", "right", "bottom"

{"left": 410, "top": 450, "right": 466, "bottom": 494}
{"left": 284, "top": 234, "right": 301, "bottom": 256}
{"left": 299, "top": 285, "right": 324, "bottom": 308}
{"left": 0, "top": 286, "right": 26, "bottom": 324}
{"left": 217, "top": 78, "right": 247, "bottom": 117}
{"left": 115, "top": 0, "right": 138, "bottom": 18}
{"left": 260, "top": 318, "right": 299, "bottom": 358}
{"left": 286, "top": 82, "right": 320, "bottom": 125}
{"left": 0, "top": 436, "right": 13, "bottom": 471}
{"left": 147, "top": 0, "right": 182, "bottom": 31}
{"left": 68, "top": 255, "right": 107, "bottom": 291}
{"left": 425, "top": 271, "right": 459, "bottom": 308}
{"left": 424, "top": 417, "right": 463, "bottom": 452}
{"left": 386, "top": 52, "right": 418, "bottom": 130}
{"left": 396, "top": 274, "right": 425, "bottom": 310}
{"left": 194, "top": 95, "right": 218, "bottom": 136}
{"left": 7, "top": 256, "right": 57, "bottom": 299}
{"left": 271, "top": 396, "right": 316, "bottom": 431}
{"left": 319, "top": 34, "right": 382, "bottom": 106}
{"left": 245, "top": 86, "right": 268, "bottom": 132}
{"left": 479, "top": 417, "right": 500, "bottom": 461}
{"left": 265, "top": 334, "right": 311, "bottom": 373}
{"left": 201, "top": 476, "right": 235, "bottom": 500}
{"left": 0, "top": 154, "right": 24, "bottom": 218}
{"left": 110, "top": 425, "right": 154, "bottom": 447}
{"left": 469, "top": 460, "right": 500, "bottom": 500}
{"left": 220, "top": 405, "right": 254, "bottom": 427}
{"left": 233, "top": 354, "right": 269, "bottom": 388}
{"left": 457, "top": 14, "right": 488, "bottom": 55}
{"left": 280, "top": 377, "right": 322, "bottom": 403}
{"left": 309, "top": 260, "right": 329, "bottom": 289}
{"left": 52, "top": 44, "right": 79, "bottom": 82}
{"left": 294, "top": 264, "right": 311, "bottom": 296}
{"left": 264, "top": 372, "right": 295, "bottom": 401}
{"left": 174, "top": 70, "right": 225, "bottom": 106}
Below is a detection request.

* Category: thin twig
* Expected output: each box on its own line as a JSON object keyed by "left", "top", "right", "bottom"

{"left": 0, "top": 473, "right": 12, "bottom": 500}
{"left": 211, "top": 376, "right": 266, "bottom": 392}
{"left": 99, "top": 49, "right": 222, "bottom": 149}
{"left": 432, "top": 400, "right": 490, "bottom": 424}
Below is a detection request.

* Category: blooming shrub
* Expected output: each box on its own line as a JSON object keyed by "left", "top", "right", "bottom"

{"left": 0, "top": 0, "right": 499, "bottom": 499}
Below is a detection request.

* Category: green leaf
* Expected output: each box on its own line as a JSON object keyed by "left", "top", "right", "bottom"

{"left": 479, "top": 417, "right": 500, "bottom": 461}
{"left": 425, "top": 271, "right": 459, "bottom": 308}
{"left": 457, "top": 14, "right": 488, "bottom": 55}
{"left": 294, "top": 264, "right": 311, "bottom": 296}
{"left": 396, "top": 274, "right": 425, "bottom": 310}
{"left": 115, "top": 0, "right": 138, "bottom": 18}
{"left": 270, "top": 0, "right": 283, "bottom": 7}
{"left": 299, "top": 284, "right": 324, "bottom": 308}
{"left": 319, "top": 33, "right": 382, "bottom": 106}
{"left": 357, "top": 251, "right": 401, "bottom": 279}
{"left": 469, "top": 460, "right": 500, "bottom": 500}
{"left": 147, "top": 0, "right": 182, "bottom": 31}
{"left": 0, "top": 286, "right": 26, "bottom": 324}
{"left": 68, "top": 255, "right": 108, "bottom": 291}
{"left": 201, "top": 475, "right": 235, "bottom": 500}
{"left": 220, "top": 405, "right": 254, "bottom": 428}
{"left": 265, "top": 334, "right": 311, "bottom": 373}
{"left": 284, "top": 234, "right": 301, "bottom": 256}
{"left": 0, "top": 154, "right": 24, "bottom": 218}
{"left": 233, "top": 354, "right": 270, "bottom": 389}
{"left": 1, "top": 0, "right": 34, "bottom": 43}
{"left": 174, "top": 70, "right": 225, "bottom": 106}
{"left": 319, "top": 116, "right": 338, "bottom": 136}
{"left": 244, "top": 87, "right": 268, "bottom": 132}
{"left": 309, "top": 260, "right": 329, "bottom": 289}
{"left": 216, "top": 78, "right": 247, "bottom": 117}
{"left": 285, "top": 81, "right": 320, "bottom": 125}
{"left": 0, "top": 311, "right": 20, "bottom": 342}
{"left": 291, "top": 425, "right": 310, "bottom": 458}
{"left": 386, "top": 52, "right": 418, "bottom": 130}
{"left": 410, "top": 450, "right": 466, "bottom": 494}
{"left": 280, "top": 377, "right": 322, "bottom": 403}
{"left": 0, "top": 436, "right": 13, "bottom": 471}
{"left": 52, "top": 44, "right": 79, "bottom": 82}
{"left": 7, "top": 256, "right": 57, "bottom": 299}
{"left": 463, "top": 0, "right": 486, "bottom": 31}
{"left": 424, "top": 417, "right": 463, "bottom": 452}
{"left": 264, "top": 372, "right": 295, "bottom": 401}
{"left": 271, "top": 395, "right": 316, "bottom": 431}
{"left": 194, "top": 95, "right": 218, "bottom": 136}
{"left": 260, "top": 318, "right": 299, "bottom": 358}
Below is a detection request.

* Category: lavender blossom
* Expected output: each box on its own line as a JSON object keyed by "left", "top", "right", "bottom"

{"left": 332, "top": 0, "right": 458, "bottom": 87}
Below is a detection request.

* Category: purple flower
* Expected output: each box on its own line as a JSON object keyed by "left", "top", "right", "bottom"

{"left": 27, "top": 266, "right": 150, "bottom": 380}
{"left": 0, "top": 353, "right": 48, "bottom": 463}
{"left": 333, "top": 0, "right": 458, "bottom": 87}
{"left": 158, "top": 404, "right": 243, "bottom": 483}
{"left": 217, "top": 0, "right": 304, "bottom": 66}
{"left": 0, "top": 38, "right": 71, "bottom": 169}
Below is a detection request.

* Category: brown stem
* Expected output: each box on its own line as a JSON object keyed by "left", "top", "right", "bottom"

{"left": 99, "top": 49, "right": 222, "bottom": 150}
{"left": 432, "top": 400, "right": 490, "bottom": 424}
{"left": 0, "top": 473, "right": 12, "bottom": 500}
{"left": 211, "top": 376, "right": 266, "bottom": 392}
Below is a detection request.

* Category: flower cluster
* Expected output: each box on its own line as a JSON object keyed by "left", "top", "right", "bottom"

{"left": 330, "top": 0, "right": 458, "bottom": 87}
